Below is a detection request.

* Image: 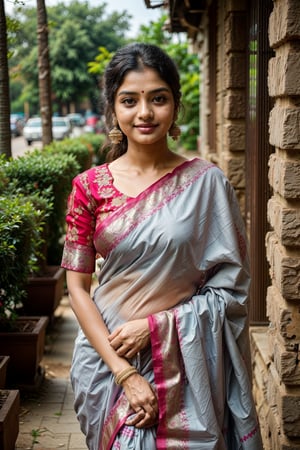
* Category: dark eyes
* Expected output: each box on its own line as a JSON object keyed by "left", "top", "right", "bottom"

{"left": 121, "top": 98, "right": 136, "bottom": 106}
{"left": 153, "top": 95, "right": 167, "bottom": 104}
{"left": 120, "top": 95, "right": 168, "bottom": 106}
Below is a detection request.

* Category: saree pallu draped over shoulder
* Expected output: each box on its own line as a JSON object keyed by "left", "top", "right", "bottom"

{"left": 62, "top": 158, "right": 263, "bottom": 450}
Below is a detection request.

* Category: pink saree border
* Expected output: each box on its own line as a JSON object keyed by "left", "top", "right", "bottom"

{"left": 100, "top": 392, "right": 132, "bottom": 450}
{"left": 148, "top": 311, "right": 189, "bottom": 450}
{"left": 95, "top": 158, "right": 214, "bottom": 254}
{"left": 148, "top": 315, "right": 167, "bottom": 449}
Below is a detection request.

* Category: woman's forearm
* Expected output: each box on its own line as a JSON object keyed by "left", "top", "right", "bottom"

{"left": 66, "top": 272, "right": 131, "bottom": 376}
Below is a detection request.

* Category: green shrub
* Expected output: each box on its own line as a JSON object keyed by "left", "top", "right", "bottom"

{"left": 44, "top": 138, "right": 92, "bottom": 172}
{"left": 0, "top": 195, "right": 46, "bottom": 330}
{"left": 2, "top": 150, "right": 80, "bottom": 265}
{"left": 79, "top": 133, "right": 107, "bottom": 165}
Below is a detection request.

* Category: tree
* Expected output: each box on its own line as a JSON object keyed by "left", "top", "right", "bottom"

{"left": 8, "top": 1, "right": 131, "bottom": 115}
{"left": 37, "top": 0, "right": 53, "bottom": 145}
{"left": 0, "top": 0, "right": 11, "bottom": 157}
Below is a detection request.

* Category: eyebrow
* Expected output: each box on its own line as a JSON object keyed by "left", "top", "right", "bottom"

{"left": 117, "top": 87, "right": 170, "bottom": 96}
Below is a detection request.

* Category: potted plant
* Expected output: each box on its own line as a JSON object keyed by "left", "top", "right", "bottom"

{"left": 0, "top": 150, "right": 80, "bottom": 319}
{"left": 0, "top": 193, "right": 48, "bottom": 387}
{"left": 0, "top": 138, "right": 91, "bottom": 322}
{"left": 0, "top": 389, "right": 20, "bottom": 450}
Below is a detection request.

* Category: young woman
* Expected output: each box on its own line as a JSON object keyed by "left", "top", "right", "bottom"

{"left": 61, "top": 43, "right": 263, "bottom": 449}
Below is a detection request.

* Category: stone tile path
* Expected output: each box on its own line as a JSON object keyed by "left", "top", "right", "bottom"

{"left": 15, "top": 297, "right": 87, "bottom": 450}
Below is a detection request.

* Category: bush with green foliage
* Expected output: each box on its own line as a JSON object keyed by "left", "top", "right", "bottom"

{"left": 79, "top": 133, "right": 107, "bottom": 166}
{"left": 2, "top": 150, "right": 80, "bottom": 265}
{"left": 44, "top": 137, "right": 92, "bottom": 172}
{"left": 0, "top": 195, "right": 46, "bottom": 330}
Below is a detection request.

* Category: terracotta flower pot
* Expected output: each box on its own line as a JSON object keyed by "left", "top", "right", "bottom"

{"left": 0, "top": 389, "right": 20, "bottom": 450}
{"left": 0, "top": 316, "right": 48, "bottom": 388}
{"left": 24, "top": 265, "right": 65, "bottom": 319}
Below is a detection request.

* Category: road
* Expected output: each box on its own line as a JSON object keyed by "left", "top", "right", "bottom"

{"left": 11, "top": 127, "right": 84, "bottom": 158}
{"left": 11, "top": 135, "right": 42, "bottom": 158}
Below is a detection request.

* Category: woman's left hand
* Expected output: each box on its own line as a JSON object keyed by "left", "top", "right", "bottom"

{"left": 108, "top": 318, "right": 150, "bottom": 358}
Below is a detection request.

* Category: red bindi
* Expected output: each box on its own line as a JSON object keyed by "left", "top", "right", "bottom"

{"left": 141, "top": 90, "right": 144, "bottom": 93}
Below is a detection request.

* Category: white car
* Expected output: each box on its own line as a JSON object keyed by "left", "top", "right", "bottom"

{"left": 52, "top": 117, "right": 72, "bottom": 140}
{"left": 23, "top": 116, "right": 72, "bottom": 145}
{"left": 23, "top": 117, "right": 42, "bottom": 145}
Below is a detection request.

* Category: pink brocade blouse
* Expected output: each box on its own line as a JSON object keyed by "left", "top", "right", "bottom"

{"left": 61, "top": 164, "right": 128, "bottom": 273}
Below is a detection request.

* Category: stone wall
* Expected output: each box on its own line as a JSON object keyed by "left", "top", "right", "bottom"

{"left": 251, "top": 0, "right": 300, "bottom": 448}
{"left": 197, "top": 0, "right": 300, "bottom": 448}
{"left": 198, "top": 1, "right": 247, "bottom": 214}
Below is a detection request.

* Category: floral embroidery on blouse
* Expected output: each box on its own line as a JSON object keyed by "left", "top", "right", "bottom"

{"left": 61, "top": 164, "right": 128, "bottom": 273}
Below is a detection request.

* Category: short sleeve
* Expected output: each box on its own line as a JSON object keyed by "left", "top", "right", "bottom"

{"left": 61, "top": 172, "right": 96, "bottom": 273}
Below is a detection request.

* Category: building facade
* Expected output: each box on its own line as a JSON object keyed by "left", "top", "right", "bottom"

{"left": 146, "top": 0, "right": 300, "bottom": 448}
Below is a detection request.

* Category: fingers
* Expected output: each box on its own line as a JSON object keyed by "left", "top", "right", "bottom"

{"left": 108, "top": 330, "right": 133, "bottom": 352}
{"left": 127, "top": 391, "right": 159, "bottom": 428}
{"left": 108, "top": 319, "right": 150, "bottom": 356}
{"left": 110, "top": 342, "right": 135, "bottom": 358}
{"left": 123, "top": 376, "right": 159, "bottom": 428}
{"left": 125, "top": 405, "right": 158, "bottom": 428}
{"left": 108, "top": 332, "right": 138, "bottom": 357}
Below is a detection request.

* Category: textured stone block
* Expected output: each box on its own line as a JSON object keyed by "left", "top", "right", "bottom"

{"left": 220, "top": 153, "right": 245, "bottom": 188}
{"left": 271, "top": 335, "right": 300, "bottom": 385}
{"left": 223, "top": 123, "right": 245, "bottom": 150}
{"left": 282, "top": 393, "right": 300, "bottom": 437}
{"left": 268, "top": 154, "right": 300, "bottom": 199}
{"left": 225, "top": 13, "right": 246, "bottom": 52}
{"left": 268, "top": 197, "right": 300, "bottom": 247}
{"left": 267, "top": 285, "right": 300, "bottom": 343}
{"left": 225, "top": 54, "right": 246, "bottom": 88}
{"left": 266, "top": 232, "right": 300, "bottom": 300}
{"left": 269, "top": 54, "right": 300, "bottom": 97}
{"left": 266, "top": 362, "right": 300, "bottom": 438}
{"left": 224, "top": 91, "right": 246, "bottom": 119}
{"left": 269, "top": 105, "right": 300, "bottom": 149}
{"left": 269, "top": 0, "right": 300, "bottom": 48}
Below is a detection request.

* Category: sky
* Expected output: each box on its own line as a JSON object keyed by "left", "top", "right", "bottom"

{"left": 5, "top": 0, "right": 163, "bottom": 38}
{"left": 103, "top": 0, "right": 163, "bottom": 37}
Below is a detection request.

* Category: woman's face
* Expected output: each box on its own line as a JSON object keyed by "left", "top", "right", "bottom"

{"left": 114, "top": 67, "right": 175, "bottom": 146}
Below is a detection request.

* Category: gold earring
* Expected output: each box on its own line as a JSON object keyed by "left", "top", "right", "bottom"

{"left": 108, "top": 117, "right": 123, "bottom": 144}
{"left": 169, "top": 123, "right": 181, "bottom": 141}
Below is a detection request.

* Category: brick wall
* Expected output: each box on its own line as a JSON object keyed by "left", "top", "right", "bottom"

{"left": 198, "top": 1, "right": 247, "bottom": 214}
{"left": 197, "top": 0, "right": 300, "bottom": 448}
{"left": 251, "top": 0, "right": 300, "bottom": 448}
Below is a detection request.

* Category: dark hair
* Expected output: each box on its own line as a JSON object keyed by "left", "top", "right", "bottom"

{"left": 102, "top": 43, "right": 181, "bottom": 161}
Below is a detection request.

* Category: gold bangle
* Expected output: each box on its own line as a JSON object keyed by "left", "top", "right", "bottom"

{"left": 115, "top": 366, "right": 138, "bottom": 385}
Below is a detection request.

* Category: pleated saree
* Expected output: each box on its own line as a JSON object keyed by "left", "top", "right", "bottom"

{"left": 61, "top": 158, "right": 263, "bottom": 450}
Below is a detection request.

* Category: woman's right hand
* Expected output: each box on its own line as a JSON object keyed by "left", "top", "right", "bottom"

{"left": 121, "top": 372, "right": 158, "bottom": 428}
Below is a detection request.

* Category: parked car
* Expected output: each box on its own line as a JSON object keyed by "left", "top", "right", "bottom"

{"left": 23, "top": 117, "right": 72, "bottom": 145}
{"left": 23, "top": 117, "right": 42, "bottom": 145}
{"left": 83, "top": 114, "right": 105, "bottom": 134}
{"left": 10, "top": 114, "right": 25, "bottom": 137}
{"left": 52, "top": 117, "right": 72, "bottom": 140}
{"left": 67, "top": 113, "right": 85, "bottom": 127}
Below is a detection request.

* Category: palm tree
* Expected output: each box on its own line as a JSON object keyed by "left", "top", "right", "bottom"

{"left": 0, "top": 0, "right": 12, "bottom": 157}
{"left": 37, "top": 0, "right": 53, "bottom": 146}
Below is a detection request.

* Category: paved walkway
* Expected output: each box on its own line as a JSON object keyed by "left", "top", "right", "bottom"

{"left": 15, "top": 296, "right": 87, "bottom": 450}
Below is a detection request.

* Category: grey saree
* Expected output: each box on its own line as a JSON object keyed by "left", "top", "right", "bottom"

{"left": 61, "top": 158, "right": 263, "bottom": 449}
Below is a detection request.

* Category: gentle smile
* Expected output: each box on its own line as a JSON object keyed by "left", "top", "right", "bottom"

{"left": 134, "top": 123, "right": 157, "bottom": 128}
